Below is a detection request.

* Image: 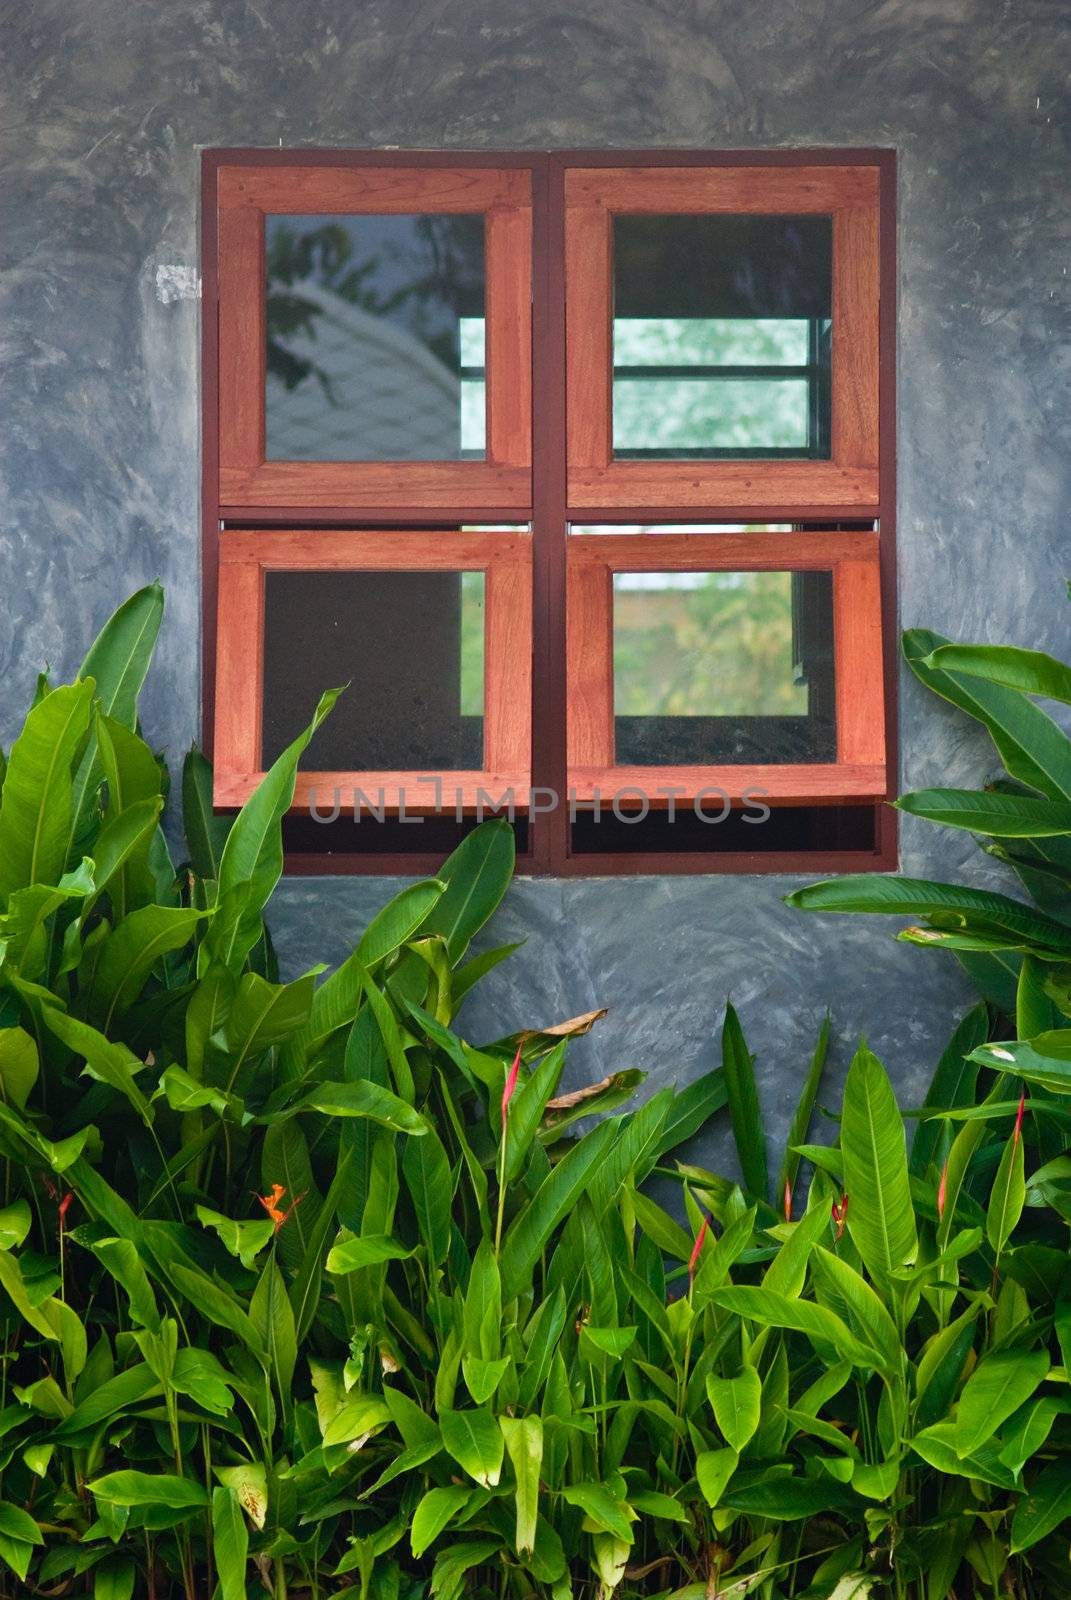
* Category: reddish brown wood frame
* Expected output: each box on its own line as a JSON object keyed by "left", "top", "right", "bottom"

{"left": 213, "top": 530, "right": 533, "bottom": 812}
{"left": 565, "top": 165, "right": 881, "bottom": 510}
{"left": 566, "top": 531, "right": 885, "bottom": 804}
{"left": 217, "top": 165, "right": 533, "bottom": 510}
{"left": 201, "top": 148, "right": 898, "bottom": 878}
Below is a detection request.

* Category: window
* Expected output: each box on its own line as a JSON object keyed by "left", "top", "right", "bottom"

{"left": 203, "top": 151, "right": 895, "bottom": 874}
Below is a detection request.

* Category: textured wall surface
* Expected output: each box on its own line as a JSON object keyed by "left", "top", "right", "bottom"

{"left": 2, "top": 0, "right": 1068, "bottom": 1174}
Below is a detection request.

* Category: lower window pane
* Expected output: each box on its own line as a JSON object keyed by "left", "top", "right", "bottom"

{"left": 261, "top": 569, "right": 485, "bottom": 771}
{"left": 612, "top": 569, "right": 835, "bottom": 764}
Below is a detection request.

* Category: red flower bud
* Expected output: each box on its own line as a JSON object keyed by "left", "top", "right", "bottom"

{"left": 831, "top": 1193, "right": 849, "bottom": 1241}
{"left": 688, "top": 1214, "right": 710, "bottom": 1282}
{"left": 937, "top": 1160, "right": 948, "bottom": 1222}
{"left": 501, "top": 1044, "right": 522, "bottom": 1122}
{"left": 1013, "top": 1092, "right": 1026, "bottom": 1145}
{"left": 784, "top": 1178, "right": 792, "bottom": 1223}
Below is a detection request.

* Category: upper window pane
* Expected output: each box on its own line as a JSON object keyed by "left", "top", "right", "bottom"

{"left": 612, "top": 215, "right": 832, "bottom": 461}
{"left": 265, "top": 214, "right": 486, "bottom": 462}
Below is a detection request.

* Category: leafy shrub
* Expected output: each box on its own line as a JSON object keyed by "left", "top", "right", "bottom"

{"left": 0, "top": 593, "right": 1070, "bottom": 1599}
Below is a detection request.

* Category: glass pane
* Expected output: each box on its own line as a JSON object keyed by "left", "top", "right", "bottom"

{"left": 265, "top": 214, "right": 486, "bottom": 462}
{"left": 612, "top": 569, "right": 836, "bottom": 764}
{"left": 612, "top": 215, "right": 832, "bottom": 460}
{"left": 261, "top": 570, "right": 484, "bottom": 770}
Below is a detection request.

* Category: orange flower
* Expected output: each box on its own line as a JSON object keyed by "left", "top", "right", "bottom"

{"left": 256, "top": 1184, "right": 305, "bottom": 1235}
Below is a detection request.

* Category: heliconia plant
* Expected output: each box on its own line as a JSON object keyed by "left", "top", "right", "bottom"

{"left": 0, "top": 589, "right": 1070, "bottom": 1598}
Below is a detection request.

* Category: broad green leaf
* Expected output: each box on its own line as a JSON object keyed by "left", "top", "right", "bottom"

{"left": 412, "top": 1486, "right": 475, "bottom": 1558}
{"left": 777, "top": 1012, "right": 830, "bottom": 1205}
{"left": 712, "top": 1285, "right": 881, "bottom": 1369}
{"left": 430, "top": 1539, "right": 500, "bottom": 1600}
{"left": 706, "top": 1369, "right": 761, "bottom": 1452}
{"left": 326, "top": 1235, "right": 416, "bottom": 1274}
{"left": 195, "top": 1206, "right": 275, "bottom": 1269}
{"left": 299, "top": 1080, "right": 428, "bottom": 1136}
{"left": 85, "top": 1236, "right": 160, "bottom": 1330}
{"left": 182, "top": 746, "right": 231, "bottom": 880}
{"left": 971, "top": 1034, "right": 1071, "bottom": 1094}
{"left": 722, "top": 1002, "right": 768, "bottom": 1200}
{"left": 440, "top": 1407, "right": 504, "bottom": 1487}
{"left": 171, "top": 1347, "right": 235, "bottom": 1416}
{"left": 561, "top": 1481, "right": 634, "bottom": 1543}
{"left": 78, "top": 584, "right": 163, "bottom": 731}
{"left": 0, "top": 1503, "right": 41, "bottom": 1546}
{"left": 322, "top": 1393, "right": 392, "bottom": 1450}
{"left": 809, "top": 1248, "right": 902, "bottom": 1375}
{"left": 462, "top": 1355, "right": 510, "bottom": 1404}
{"left": 500, "top": 1118, "right": 618, "bottom": 1300}
{"left": 212, "top": 1485, "right": 249, "bottom": 1600}
{"left": 0, "top": 1202, "right": 30, "bottom": 1252}
{"left": 205, "top": 687, "right": 341, "bottom": 973}
{"left": 402, "top": 1124, "right": 454, "bottom": 1267}
{"left": 926, "top": 643, "right": 1071, "bottom": 706}
{"left": 155, "top": 1064, "right": 242, "bottom": 1119}
{"left": 695, "top": 1448, "right": 739, "bottom": 1510}
{"left": 1010, "top": 1461, "right": 1071, "bottom": 1553}
{"left": 415, "top": 817, "right": 516, "bottom": 962}
{"left": 93, "top": 1556, "right": 136, "bottom": 1600}
{"left": 357, "top": 879, "right": 446, "bottom": 969}
{"left": 0, "top": 679, "right": 95, "bottom": 903}
{"left": 86, "top": 796, "right": 162, "bottom": 920}
{"left": 840, "top": 1042, "right": 917, "bottom": 1287}
{"left": 87, "top": 904, "right": 206, "bottom": 1028}
{"left": 896, "top": 787, "right": 1071, "bottom": 837}
{"left": 904, "top": 628, "right": 1071, "bottom": 802}
{"left": 909, "top": 1004, "right": 988, "bottom": 1177}
{"left": 0, "top": 1028, "right": 38, "bottom": 1109}
{"left": 986, "top": 1127, "right": 1026, "bottom": 1255}
{"left": 250, "top": 1252, "right": 297, "bottom": 1423}
{"left": 261, "top": 1118, "right": 322, "bottom": 1274}
{"left": 225, "top": 969, "right": 317, "bottom": 1059}
{"left": 908, "top": 1420, "right": 1017, "bottom": 1490}
{"left": 786, "top": 875, "right": 1071, "bottom": 952}
{"left": 719, "top": 1474, "right": 857, "bottom": 1520}
{"left": 41, "top": 1009, "right": 152, "bottom": 1123}
{"left": 954, "top": 1350, "right": 1043, "bottom": 1465}
{"left": 503, "top": 1041, "right": 567, "bottom": 1182}
{"left": 51, "top": 1363, "right": 160, "bottom": 1441}
{"left": 0, "top": 1252, "right": 86, "bottom": 1381}
{"left": 88, "top": 1470, "right": 208, "bottom": 1508}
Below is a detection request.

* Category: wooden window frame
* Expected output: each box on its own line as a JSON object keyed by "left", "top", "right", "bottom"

{"left": 202, "top": 148, "right": 897, "bottom": 877}
{"left": 213, "top": 529, "right": 532, "bottom": 812}
{"left": 565, "top": 164, "right": 880, "bottom": 510}
{"left": 566, "top": 530, "right": 885, "bottom": 804}
{"left": 217, "top": 164, "right": 532, "bottom": 510}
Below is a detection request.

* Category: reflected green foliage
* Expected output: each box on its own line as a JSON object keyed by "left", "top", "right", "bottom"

{"left": 613, "top": 569, "right": 808, "bottom": 717}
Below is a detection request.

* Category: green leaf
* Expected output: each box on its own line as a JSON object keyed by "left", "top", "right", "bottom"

{"left": 721, "top": 1002, "right": 768, "bottom": 1200}
{"left": 720, "top": 1474, "right": 856, "bottom": 1520}
{"left": 51, "top": 1363, "right": 160, "bottom": 1441}
{"left": 777, "top": 1013, "right": 830, "bottom": 1205}
{"left": 195, "top": 1206, "right": 275, "bottom": 1269}
{"left": 205, "top": 687, "right": 341, "bottom": 973}
{"left": 500, "top": 1118, "right": 618, "bottom": 1300}
{"left": 171, "top": 1347, "right": 235, "bottom": 1416}
{"left": 970, "top": 1034, "right": 1071, "bottom": 1094}
{"left": 0, "top": 680, "right": 96, "bottom": 904}
{"left": 183, "top": 746, "right": 231, "bottom": 880}
{"left": 840, "top": 1042, "right": 917, "bottom": 1288}
{"left": 87, "top": 796, "right": 163, "bottom": 919}
{"left": 986, "top": 1128, "right": 1026, "bottom": 1255}
{"left": 225, "top": 969, "right": 317, "bottom": 1059}
{"left": 440, "top": 1407, "right": 504, "bottom": 1487}
{"left": 706, "top": 1369, "right": 762, "bottom": 1452}
{"left": 1010, "top": 1461, "right": 1071, "bottom": 1553}
{"left": 786, "top": 875, "right": 1071, "bottom": 953}
{"left": 504, "top": 1041, "right": 566, "bottom": 1181}
{"left": 89, "top": 1470, "right": 208, "bottom": 1508}
{"left": 561, "top": 1481, "right": 634, "bottom": 1543}
{"left": 93, "top": 1557, "right": 136, "bottom": 1600}
{"left": 412, "top": 1486, "right": 475, "bottom": 1558}
{"left": 212, "top": 1485, "right": 249, "bottom": 1600}
{"left": 215, "top": 1462, "right": 268, "bottom": 1530}
{"left": 0, "top": 1502, "right": 41, "bottom": 1547}
{"left": 0, "top": 1028, "right": 38, "bottom": 1110}
{"left": 402, "top": 1124, "right": 454, "bottom": 1267}
{"left": 357, "top": 879, "right": 446, "bottom": 969}
{"left": 41, "top": 1009, "right": 152, "bottom": 1123}
{"left": 0, "top": 1202, "right": 30, "bottom": 1253}
{"left": 926, "top": 643, "right": 1071, "bottom": 707}
{"left": 712, "top": 1286, "right": 881, "bottom": 1369}
{"left": 909, "top": 1004, "right": 988, "bottom": 1178}
{"left": 79, "top": 584, "right": 164, "bottom": 731}
{"left": 84, "top": 1237, "right": 159, "bottom": 1330}
{"left": 250, "top": 1252, "right": 297, "bottom": 1422}
{"left": 415, "top": 818, "right": 516, "bottom": 962}
{"left": 326, "top": 1235, "right": 416, "bottom": 1274}
{"left": 87, "top": 905, "right": 206, "bottom": 1027}
{"left": 908, "top": 1420, "right": 1017, "bottom": 1491}
{"left": 299, "top": 1080, "right": 428, "bottom": 1137}
{"left": 904, "top": 628, "right": 1071, "bottom": 802}
{"left": 694, "top": 1448, "right": 739, "bottom": 1510}
{"left": 896, "top": 787, "right": 1071, "bottom": 837}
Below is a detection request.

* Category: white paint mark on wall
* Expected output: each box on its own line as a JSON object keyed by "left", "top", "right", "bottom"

{"left": 155, "top": 265, "right": 201, "bottom": 304}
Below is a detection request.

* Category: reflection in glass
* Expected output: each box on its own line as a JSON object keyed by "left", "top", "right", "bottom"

{"left": 612, "top": 569, "right": 836, "bottom": 764}
{"left": 261, "top": 570, "right": 484, "bottom": 771}
{"left": 265, "top": 215, "right": 486, "bottom": 462}
{"left": 612, "top": 215, "right": 833, "bottom": 460}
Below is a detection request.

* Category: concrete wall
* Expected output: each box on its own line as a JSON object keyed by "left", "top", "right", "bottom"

{"left": 2, "top": 0, "right": 1067, "bottom": 1174}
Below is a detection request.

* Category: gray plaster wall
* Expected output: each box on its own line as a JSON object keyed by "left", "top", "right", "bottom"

{"left": 2, "top": 0, "right": 1068, "bottom": 1175}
